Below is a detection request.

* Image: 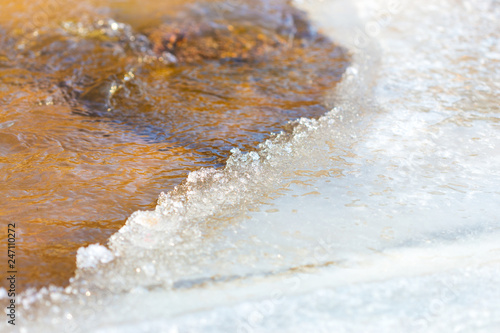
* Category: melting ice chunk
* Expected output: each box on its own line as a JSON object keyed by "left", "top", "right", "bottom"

{"left": 76, "top": 244, "right": 114, "bottom": 269}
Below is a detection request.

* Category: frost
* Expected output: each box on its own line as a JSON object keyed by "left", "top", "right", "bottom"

{"left": 76, "top": 244, "right": 114, "bottom": 269}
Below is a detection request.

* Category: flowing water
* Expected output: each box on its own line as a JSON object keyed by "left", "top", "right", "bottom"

{"left": 1, "top": 0, "right": 500, "bottom": 332}
{"left": 0, "top": 0, "right": 348, "bottom": 291}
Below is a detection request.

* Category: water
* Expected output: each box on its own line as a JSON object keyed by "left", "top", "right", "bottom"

{"left": 2, "top": 0, "right": 500, "bottom": 331}
{"left": 0, "top": 0, "right": 348, "bottom": 290}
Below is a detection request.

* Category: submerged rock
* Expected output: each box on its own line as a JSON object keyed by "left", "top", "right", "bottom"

{"left": 147, "top": 0, "right": 319, "bottom": 63}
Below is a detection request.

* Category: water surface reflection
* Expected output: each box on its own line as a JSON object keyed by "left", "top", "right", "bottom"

{"left": 0, "top": 0, "right": 349, "bottom": 290}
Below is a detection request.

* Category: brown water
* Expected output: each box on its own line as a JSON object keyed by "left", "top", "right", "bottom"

{"left": 0, "top": 0, "right": 349, "bottom": 291}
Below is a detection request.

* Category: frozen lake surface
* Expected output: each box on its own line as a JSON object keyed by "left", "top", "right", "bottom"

{"left": 2, "top": 0, "right": 499, "bottom": 331}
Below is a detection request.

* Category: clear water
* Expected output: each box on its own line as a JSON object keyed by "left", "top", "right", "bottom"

{"left": 1, "top": 0, "right": 500, "bottom": 332}
{"left": 0, "top": 0, "right": 348, "bottom": 290}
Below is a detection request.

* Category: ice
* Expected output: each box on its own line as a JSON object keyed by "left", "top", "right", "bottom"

{"left": 76, "top": 244, "right": 115, "bottom": 269}
{"left": 5, "top": 0, "right": 500, "bottom": 332}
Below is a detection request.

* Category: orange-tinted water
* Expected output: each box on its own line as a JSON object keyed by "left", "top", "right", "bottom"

{"left": 0, "top": 0, "right": 348, "bottom": 291}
